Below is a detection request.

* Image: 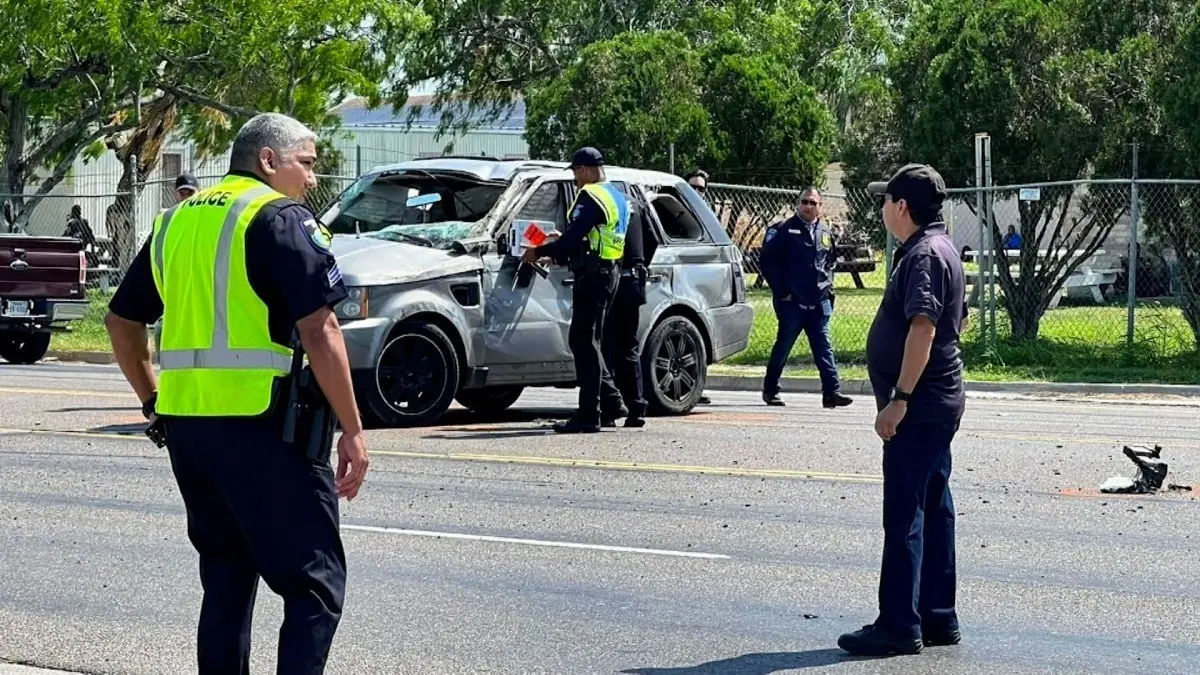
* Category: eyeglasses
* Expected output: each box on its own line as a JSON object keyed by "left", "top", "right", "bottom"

{"left": 691, "top": 184, "right": 707, "bottom": 192}
{"left": 800, "top": 199, "right": 819, "bottom": 207}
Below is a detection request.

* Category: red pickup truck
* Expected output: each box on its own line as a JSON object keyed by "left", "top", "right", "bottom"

{"left": 0, "top": 235, "right": 90, "bottom": 364}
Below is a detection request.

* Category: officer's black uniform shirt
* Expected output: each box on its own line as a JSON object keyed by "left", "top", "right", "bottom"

{"left": 621, "top": 194, "right": 646, "bottom": 268}
{"left": 865, "top": 223, "right": 967, "bottom": 424}
{"left": 108, "top": 171, "right": 348, "bottom": 346}
{"left": 758, "top": 214, "right": 836, "bottom": 308}
{"left": 534, "top": 190, "right": 605, "bottom": 266}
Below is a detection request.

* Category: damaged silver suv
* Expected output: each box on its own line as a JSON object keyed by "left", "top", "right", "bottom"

{"left": 319, "top": 157, "right": 753, "bottom": 427}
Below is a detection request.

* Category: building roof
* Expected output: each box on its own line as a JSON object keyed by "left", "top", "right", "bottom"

{"left": 331, "top": 95, "right": 526, "bottom": 132}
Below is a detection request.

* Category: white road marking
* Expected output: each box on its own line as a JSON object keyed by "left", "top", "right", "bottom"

{"left": 343, "top": 524, "right": 731, "bottom": 560}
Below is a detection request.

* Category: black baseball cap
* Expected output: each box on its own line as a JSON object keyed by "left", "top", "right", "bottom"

{"left": 175, "top": 173, "right": 199, "bottom": 192}
{"left": 867, "top": 163, "right": 947, "bottom": 213}
{"left": 568, "top": 147, "right": 604, "bottom": 169}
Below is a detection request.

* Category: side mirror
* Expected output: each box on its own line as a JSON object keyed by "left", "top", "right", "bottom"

{"left": 406, "top": 193, "right": 442, "bottom": 209}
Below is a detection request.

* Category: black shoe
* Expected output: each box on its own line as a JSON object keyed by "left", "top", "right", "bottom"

{"left": 697, "top": 395, "right": 712, "bottom": 405}
{"left": 763, "top": 394, "right": 785, "bottom": 406}
{"left": 624, "top": 417, "right": 646, "bottom": 428}
{"left": 837, "top": 624, "right": 922, "bottom": 656}
{"left": 823, "top": 393, "right": 853, "bottom": 408}
{"left": 601, "top": 404, "right": 629, "bottom": 427}
{"left": 553, "top": 419, "right": 601, "bottom": 434}
{"left": 922, "top": 627, "right": 961, "bottom": 647}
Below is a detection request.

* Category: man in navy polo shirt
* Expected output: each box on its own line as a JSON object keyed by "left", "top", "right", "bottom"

{"left": 838, "top": 164, "right": 967, "bottom": 656}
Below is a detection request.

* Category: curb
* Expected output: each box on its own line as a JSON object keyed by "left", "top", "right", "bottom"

{"left": 705, "top": 375, "right": 1200, "bottom": 399}
{"left": 46, "top": 351, "right": 117, "bottom": 365}
{"left": 42, "top": 352, "right": 1200, "bottom": 399}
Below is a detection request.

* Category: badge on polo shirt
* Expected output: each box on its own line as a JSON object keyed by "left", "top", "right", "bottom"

{"left": 303, "top": 218, "right": 333, "bottom": 252}
{"left": 821, "top": 232, "right": 832, "bottom": 248}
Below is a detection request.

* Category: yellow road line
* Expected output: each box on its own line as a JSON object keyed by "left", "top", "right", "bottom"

{"left": 371, "top": 449, "right": 883, "bottom": 483}
{"left": 0, "top": 386, "right": 129, "bottom": 398}
{"left": 0, "top": 426, "right": 883, "bottom": 483}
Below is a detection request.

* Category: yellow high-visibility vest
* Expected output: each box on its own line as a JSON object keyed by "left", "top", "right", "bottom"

{"left": 149, "top": 175, "right": 293, "bottom": 416}
{"left": 572, "top": 182, "right": 629, "bottom": 261}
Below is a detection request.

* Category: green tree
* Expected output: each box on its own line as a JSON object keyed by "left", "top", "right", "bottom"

{"left": 869, "top": 0, "right": 1161, "bottom": 341}
{"left": 0, "top": 0, "right": 422, "bottom": 265}
{"left": 1138, "top": 4, "right": 1200, "bottom": 346}
{"left": 700, "top": 47, "right": 836, "bottom": 186}
{"left": 524, "top": 31, "right": 715, "bottom": 172}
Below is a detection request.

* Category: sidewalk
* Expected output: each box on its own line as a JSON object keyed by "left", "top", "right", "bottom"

{"left": 0, "top": 665, "right": 84, "bottom": 674}
{"left": 705, "top": 373, "right": 1200, "bottom": 399}
{"left": 46, "top": 351, "right": 1200, "bottom": 400}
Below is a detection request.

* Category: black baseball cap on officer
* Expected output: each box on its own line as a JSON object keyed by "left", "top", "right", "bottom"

{"left": 175, "top": 173, "right": 200, "bottom": 192}
{"left": 867, "top": 163, "right": 948, "bottom": 220}
{"left": 568, "top": 147, "right": 604, "bottom": 169}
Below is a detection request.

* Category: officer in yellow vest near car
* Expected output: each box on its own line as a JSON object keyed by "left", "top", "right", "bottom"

{"left": 104, "top": 112, "right": 368, "bottom": 674}
{"left": 523, "top": 147, "right": 629, "bottom": 433}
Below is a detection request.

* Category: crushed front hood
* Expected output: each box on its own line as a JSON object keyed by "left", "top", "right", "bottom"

{"left": 329, "top": 235, "right": 483, "bottom": 287}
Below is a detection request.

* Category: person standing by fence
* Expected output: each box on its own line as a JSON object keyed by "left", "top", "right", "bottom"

{"left": 757, "top": 188, "right": 852, "bottom": 409}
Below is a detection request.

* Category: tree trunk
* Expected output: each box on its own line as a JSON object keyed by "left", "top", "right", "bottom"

{"left": 107, "top": 96, "right": 179, "bottom": 276}
{"left": 1007, "top": 288, "right": 1045, "bottom": 341}
{"left": 1, "top": 93, "right": 29, "bottom": 232}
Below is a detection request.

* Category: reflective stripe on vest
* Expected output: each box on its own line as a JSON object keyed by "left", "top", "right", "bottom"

{"left": 577, "top": 182, "right": 628, "bottom": 261}
{"left": 150, "top": 177, "right": 293, "bottom": 416}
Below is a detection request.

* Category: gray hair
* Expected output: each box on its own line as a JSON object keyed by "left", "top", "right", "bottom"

{"left": 229, "top": 113, "right": 317, "bottom": 173}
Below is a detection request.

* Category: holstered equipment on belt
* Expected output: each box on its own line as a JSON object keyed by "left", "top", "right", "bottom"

{"left": 281, "top": 330, "right": 337, "bottom": 463}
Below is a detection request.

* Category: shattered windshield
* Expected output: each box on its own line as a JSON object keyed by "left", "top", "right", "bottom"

{"left": 324, "top": 170, "right": 508, "bottom": 249}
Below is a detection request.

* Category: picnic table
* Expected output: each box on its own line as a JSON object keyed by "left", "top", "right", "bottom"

{"left": 747, "top": 243, "right": 877, "bottom": 289}
{"left": 963, "top": 249, "right": 1120, "bottom": 308}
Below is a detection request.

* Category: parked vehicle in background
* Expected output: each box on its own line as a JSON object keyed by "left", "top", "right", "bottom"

{"left": 317, "top": 157, "right": 755, "bottom": 428}
{"left": 0, "top": 235, "right": 89, "bottom": 364}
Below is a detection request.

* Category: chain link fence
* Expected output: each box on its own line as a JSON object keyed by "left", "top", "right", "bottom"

{"left": 4, "top": 174, "right": 359, "bottom": 297}
{"left": 704, "top": 182, "right": 895, "bottom": 370}
{"left": 704, "top": 178, "right": 1200, "bottom": 377}
{"left": 16, "top": 158, "right": 1200, "bottom": 378}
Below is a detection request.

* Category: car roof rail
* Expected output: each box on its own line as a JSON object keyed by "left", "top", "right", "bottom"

{"left": 407, "top": 154, "right": 504, "bottom": 162}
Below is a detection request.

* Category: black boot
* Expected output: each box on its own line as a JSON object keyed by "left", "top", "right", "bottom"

{"left": 823, "top": 392, "right": 853, "bottom": 408}
{"left": 837, "top": 624, "right": 922, "bottom": 656}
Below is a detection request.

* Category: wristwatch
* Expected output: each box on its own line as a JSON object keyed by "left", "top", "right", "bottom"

{"left": 889, "top": 387, "right": 911, "bottom": 403}
{"left": 142, "top": 392, "right": 158, "bottom": 420}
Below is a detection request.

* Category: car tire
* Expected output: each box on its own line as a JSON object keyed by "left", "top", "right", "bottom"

{"left": 0, "top": 332, "right": 52, "bottom": 365}
{"left": 455, "top": 386, "right": 525, "bottom": 415}
{"left": 642, "top": 315, "right": 708, "bottom": 416}
{"left": 361, "top": 320, "right": 460, "bottom": 428}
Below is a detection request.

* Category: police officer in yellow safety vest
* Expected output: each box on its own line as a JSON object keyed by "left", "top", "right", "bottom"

{"left": 523, "top": 146, "right": 629, "bottom": 433}
{"left": 104, "top": 112, "right": 368, "bottom": 674}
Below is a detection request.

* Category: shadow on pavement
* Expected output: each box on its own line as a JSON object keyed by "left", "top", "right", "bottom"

{"left": 87, "top": 423, "right": 147, "bottom": 435}
{"left": 52, "top": 406, "right": 138, "bottom": 413}
{"left": 622, "top": 649, "right": 877, "bottom": 674}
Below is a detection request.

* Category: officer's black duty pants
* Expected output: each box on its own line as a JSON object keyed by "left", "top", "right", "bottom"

{"left": 602, "top": 274, "right": 648, "bottom": 417}
{"left": 876, "top": 419, "right": 960, "bottom": 641}
{"left": 164, "top": 416, "right": 346, "bottom": 675}
{"left": 569, "top": 265, "right": 621, "bottom": 425}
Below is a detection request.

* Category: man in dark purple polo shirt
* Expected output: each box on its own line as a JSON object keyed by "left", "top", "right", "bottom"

{"left": 838, "top": 164, "right": 968, "bottom": 657}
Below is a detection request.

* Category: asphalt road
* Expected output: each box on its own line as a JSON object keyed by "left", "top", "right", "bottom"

{"left": 2, "top": 362, "right": 1199, "bottom": 674}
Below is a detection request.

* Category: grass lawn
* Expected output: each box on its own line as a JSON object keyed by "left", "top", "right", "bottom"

{"left": 731, "top": 269, "right": 1200, "bottom": 384}
{"left": 49, "top": 291, "right": 116, "bottom": 353}
{"left": 53, "top": 276, "right": 1200, "bottom": 384}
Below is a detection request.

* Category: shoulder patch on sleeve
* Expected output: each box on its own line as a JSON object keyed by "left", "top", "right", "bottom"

{"left": 764, "top": 226, "right": 778, "bottom": 243}
{"left": 302, "top": 217, "right": 333, "bottom": 252}
{"left": 327, "top": 262, "right": 343, "bottom": 287}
